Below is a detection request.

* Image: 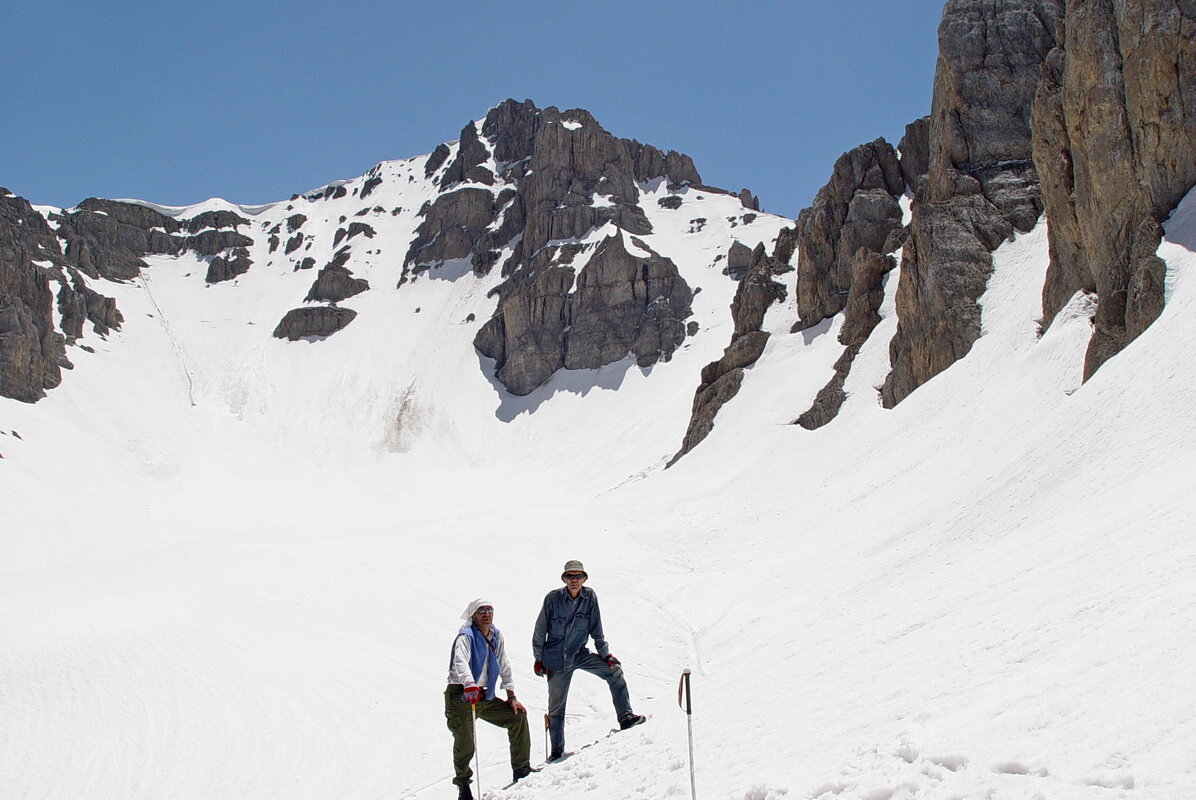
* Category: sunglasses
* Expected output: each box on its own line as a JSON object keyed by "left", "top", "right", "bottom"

{"left": 476, "top": 607, "right": 494, "bottom": 614}
{"left": 563, "top": 573, "right": 585, "bottom": 580}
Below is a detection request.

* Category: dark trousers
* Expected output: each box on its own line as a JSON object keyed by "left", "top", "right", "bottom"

{"left": 443, "top": 685, "right": 531, "bottom": 786}
{"left": 546, "top": 651, "right": 633, "bottom": 754}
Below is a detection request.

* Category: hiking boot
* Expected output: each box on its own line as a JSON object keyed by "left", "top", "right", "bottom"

{"left": 454, "top": 780, "right": 473, "bottom": 800}
{"left": 548, "top": 750, "right": 564, "bottom": 762}
{"left": 512, "top": 765, "right": 533, "bottom": 783}
{"left": 618, "top": 713, "right": 647, "bottom": 730}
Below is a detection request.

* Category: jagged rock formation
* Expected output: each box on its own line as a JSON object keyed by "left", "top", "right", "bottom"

{"left": 796, "top": 249, "right": 896, "bottom": 429}
{"left": 475, "top": 231, "right": 696, "bottom": 395}
{"left": 53, "top": 198, "right": 182, "bottom": 281}
{"left": 881, "top": 0, "right": 1064, "bottom": 408}
{"left": 0, "top": 190, "right": 265, "bottom": 401}
{"left": 305, "top": 265, "right": 369, "bottom": 303}
{"left": 670, "top": 239, "right": 793, "bottom": 464}
{"left": 1033, "top": 0, "right": 1196, "bottom": 379}
{"left": 396, "top": 98, "right": 745, "bottom": 395}
{"left": 0, "top": 190, "right": 72, "bottom": 402}
{"left": 793, "top": 139, "right": 906, "bottom": 331}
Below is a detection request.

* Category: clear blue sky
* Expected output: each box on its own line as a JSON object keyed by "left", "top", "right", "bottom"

{"left": 3, "top": 1, "right": 944, "bottom": 219}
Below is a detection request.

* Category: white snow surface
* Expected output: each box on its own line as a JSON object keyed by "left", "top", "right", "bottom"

{"left": 2, "top": 162, "right": 1196, "bottom": 800}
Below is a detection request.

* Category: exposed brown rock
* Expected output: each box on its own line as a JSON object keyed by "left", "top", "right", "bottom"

{"left": 882, "top": 0, "right": 1063, "bottom": 408}
{"left": 797, "top": 250, "right": 896, "bottom": 430}
{"left": 1033, "top": 0, "right": 1196, "bottom": 379}
{"left": 793, "top": 139, "right": 905, "bottom": 330}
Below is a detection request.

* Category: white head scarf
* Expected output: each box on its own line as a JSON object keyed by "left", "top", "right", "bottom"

{"left": 461, "top": 598, "right": 495, "bottom": 621}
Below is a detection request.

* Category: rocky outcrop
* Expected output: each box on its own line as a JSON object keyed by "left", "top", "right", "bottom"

{"left": 53, "top": 198, "right": 183, "bottom": 281}
{"left": 1033, "top": 0, "right": 1196, "bottom": 380}
{"left": 439, "top": 122, "right": 495, "bottom": 187}
{"left": 670, "top": 242, "right": 792, "bottom": 464}
{"left": 881, "top": 0, "right": 1063, "bottom": 408}
{"left": 305, "top": 265, "right": 369, "bottom": 303}
{"left": 796, "top": 250, "right": 896, "bottom": 430}
{"left": 184, "top": 210, "right": 249, "bottom": 232}
{"left": 272, "top": 306, "right": 358, "bottom": 340}
{"left": 0, "top": 192, "right": 71, "bottom": 402}
{"left": 793, "top": 139, "right": 905, "bottom": 330}
{"left": 403, "top": 188, "right": 498, "bottom": 279}
{"left": 475, "top": 232, "right": 694, "bottom": 395}
{"left": 899, "top": 116, "right": 932, "bottom": 194}
{"left": 206, "top": 251, "right": 253, "bottom": 284}
{"left": 397, "top": 98, "right": 734, "bottom": 395}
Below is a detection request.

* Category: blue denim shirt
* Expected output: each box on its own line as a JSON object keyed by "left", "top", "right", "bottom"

{"left": 532, "top": 586, "right": 609, "bottom": 671}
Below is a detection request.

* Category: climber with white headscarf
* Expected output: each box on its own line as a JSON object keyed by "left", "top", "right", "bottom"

{"left": 445, "top": 598, "right": 532, "bottom": 800}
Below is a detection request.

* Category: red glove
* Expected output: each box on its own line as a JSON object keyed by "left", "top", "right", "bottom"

{"left": 534, "top": 660, "right": 546, "bottom": 677}
{"left": 463, "top": 685, "right": 481, "bottom": 704}
{"left": 605, "top": 654, "right": 620, "bottom": 667}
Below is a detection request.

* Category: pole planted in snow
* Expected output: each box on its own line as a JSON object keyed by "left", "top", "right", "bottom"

{"left": 471, "top": 701, "right": 482, "bottom": 798}
{"left": 678, "top": 667, "right": 697, "bottom": 800}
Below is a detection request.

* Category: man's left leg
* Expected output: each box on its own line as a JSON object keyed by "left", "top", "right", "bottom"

{"left": 574, "top": 651, "right": 633, "bottom": 721}
{"left": 476, "top": 697, "right": 532, "bottom": 778}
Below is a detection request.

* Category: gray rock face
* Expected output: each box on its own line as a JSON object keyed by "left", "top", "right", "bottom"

{"left": 1033, "top": 0, "right": 1196, "bottom": 379}
{"left": 881, "top": 0, "right": 1063, "bottom": 408}
{"left": 0, "top": 191, "right": 148, "bottom": 401}
{"left": 58, "top": 271, "right": 122, "bottom": 338}
{"left": 272, "top": 306, "right": 358, "bottom": 340}
{"left": 670, "top": 242, "right": 791, "bottom": 464}
{"left": 476, "top": 232, "right": 694, "bottom": 395}
{"left": 403, "top": 188, "right": 497, "bottom": 280}
{"left": 184, "top": 210, "right": 249, "bottom": 232}
{"left": 398, "top": 98, "right": 729, "bottom": 395}
{"left": 796, "top": 250, "right": 896, "bottom": 430}
{"left": 0, "top": 193, "right": 70, "bottom": 402}
{"left": 725, "top": 241, "right": 753, "bottom": 280}
{"left": 53, "top": 199, "right": 182, "bottom": 281}
{"left": 899, "top": 116, "right": 931, "bottom": 194}
{"left": 206, "top": 252, "right": 253, "bottom": 284}
{"left": 187, "top": 229, "right": 254, "bottom": 257}
{"left": 793, "top": 139, "right": 905, "bottom": 331}
{"left": 439, "top": 122, "right": 495, "bottom": 187}
{"left": 304, "top": 265, "right": 370, "bottom": 303}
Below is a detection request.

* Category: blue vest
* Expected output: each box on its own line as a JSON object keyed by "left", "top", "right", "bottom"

{"left": 450, "top": 624, "right": 501, "bottom": 701}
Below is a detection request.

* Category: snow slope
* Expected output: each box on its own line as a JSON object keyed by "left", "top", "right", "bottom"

{"left": 2, "top": 158, "right": 1195, "bottom": 800}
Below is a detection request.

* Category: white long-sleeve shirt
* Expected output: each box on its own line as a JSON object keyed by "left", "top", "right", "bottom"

{"left": 446, "top": 626, "right": 516, "bottom": 695}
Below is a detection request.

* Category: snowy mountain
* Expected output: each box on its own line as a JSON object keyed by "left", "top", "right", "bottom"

{"left": 3, "top": 2, "right": 1196, "bottom": 799}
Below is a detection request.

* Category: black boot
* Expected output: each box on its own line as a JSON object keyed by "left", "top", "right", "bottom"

{"left": 619, "top": 713, "right": 646, "bottom": 730}
{"left": 454, "top": 780, "right": 473, "bottom": 800}
{"left": 512, "top": 765, "right": 534, "bottom": 782}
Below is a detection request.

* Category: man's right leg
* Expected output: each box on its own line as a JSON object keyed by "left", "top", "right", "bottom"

{"left": 443, "top": 686, "right": 475, "bottom": 787}
{"left": 545, "top": 667, "right": 574, "bottom": 758}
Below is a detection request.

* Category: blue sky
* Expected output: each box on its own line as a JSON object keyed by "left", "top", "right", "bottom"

{"left": 3, "top": 1, "right": 943, "bottom": 219}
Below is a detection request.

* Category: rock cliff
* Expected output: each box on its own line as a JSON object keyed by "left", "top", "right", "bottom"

{"left": 1033, "top": 0, "right": 1196, "bottom": 379}
{"left": 406, "top": 99, "right": 718, "bottom": 396}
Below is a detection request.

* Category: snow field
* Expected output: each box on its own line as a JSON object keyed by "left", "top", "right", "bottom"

{"left": 2, "top": 170, "right": 1195, "bottom": 800}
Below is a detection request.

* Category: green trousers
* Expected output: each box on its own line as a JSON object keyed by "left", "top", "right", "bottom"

{"left": 444, "top": 684, "right": 531, "bottom": 786}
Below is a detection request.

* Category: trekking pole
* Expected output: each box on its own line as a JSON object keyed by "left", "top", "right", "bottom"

{"left": 678, "top": 667, "right": 697, "bottom": 800}
{"left": 543, "top": 713, "right": 550, "bottom": 761}
{"left": 471, "top": 701, "right": 482, "bottom": 798}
